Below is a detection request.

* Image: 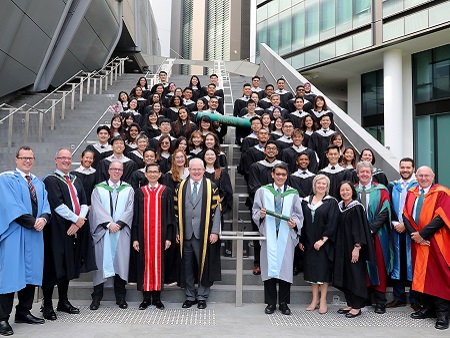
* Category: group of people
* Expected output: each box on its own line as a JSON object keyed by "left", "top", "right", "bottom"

{"left": 0, "top": 72, "right": 449, "bottom": 336}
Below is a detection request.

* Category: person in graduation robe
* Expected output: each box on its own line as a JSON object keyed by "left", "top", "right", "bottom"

{"left": 85, "top": 125, "right": 113, "bottom": 169}
{"left": 308, "top": 114, "right": 335, "bottom": 170}
{"left": 247, "top": 141, "right": 285, "bottom": 275}
{"left": 127, "top": 133, "right": 149, "bottom": 169}
{"left": 318, "top": 145, "right": 352, "bottom": 199}
{"left": 333, "top": 181, "right": 377, "bottom": 318}
{"left": 0, "top": 146, "right": 51, "bottom": 335}
{"left": 280, "top": 129, "right": 318, "bottom": 174}
{"left": 252, "top": 163, "right": 303, "bottom": 316}
{"left": 89, "top": 160, "right": 134, "bottom": 310}
{"left": 386, "top": 158, "right": 421, "bottom": 311}
{"left": 96, "top": 136, "right": 137, "bottom": 184}
{"left": 300, "top": 174, "right": 339, "bottom": 315}
{"left": 174, "top": 158, "right": 221, "bottom": 310}
{"left": 71, "top": 149, "right": 96, "bottom": 206}
{"left": 355, "top": 161, "right": 393, "bottom": 315}
{"left": 288, "top": 152, "right": 316, "bottom": 198}
{"left": 238, "top": 128, "right": 268, "bottom": 182}
{"left": 131, "top": 163, "right": 174, "bottom": 310}
{"left": 129, "top": 148, "right": 158, "bottom": 190}
{"left": 42, "top": 148, "right": 96, "bottom": 321}
{"left": 403, "top": 166, "right": 450, "bottom": 330}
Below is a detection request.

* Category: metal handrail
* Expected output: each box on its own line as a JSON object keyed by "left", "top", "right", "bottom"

{"left": 0, "top": 56, "right": 127, "bottom": 146}
{"left": 220, "top": 230, "right": 266, "bottom": 307}
{"left": 260, "top": 60, "right": 358, "bottom": 153}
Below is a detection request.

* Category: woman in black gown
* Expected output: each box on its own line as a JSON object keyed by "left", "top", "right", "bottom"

{"left": 71, "top": 149, "right": 96, "bottom": 207}
{"left": 333, "top": 181, "right": 376, "bottom": 318}
{"left": 300, "top": 174, "right": 339, "bottom": 314}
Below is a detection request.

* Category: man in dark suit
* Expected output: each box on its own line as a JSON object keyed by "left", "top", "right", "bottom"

{"left": 175, "top": 158, "right": 221, "bottom": 310}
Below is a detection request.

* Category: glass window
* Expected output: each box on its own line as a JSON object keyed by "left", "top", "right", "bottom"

{"left": 267, "top": 15, "right": 279, "bottom": 52}
{"left": 257, "top": 5, "right": 268, "bottom": 22}
{"left": 305, "top": 48, "right": 320, "bottom": 66}
{"left": 354, "top": 0, "right": 371, "bottom": 14}
{"left": 405, "top": 10, "right": 428, "bottom": 35}
{"left": 305, "top": 0, "right": 319, "bottom": 45}
{"left": 279, "top": 9, "right": 292, "bottom": 55}
{"left": 353, "top": 0, "right": 371, "bottom": 27}
{"left": 362, "top": 70, "right": 384, "bottom": 117}
{"left": 364, "top": 126, "right": 385, "bottom": 144}
{"left": 352, "top": 30, "right": 372, "bottom": 50}
{"left": 413, "top": 49, "right": 432, "bottom": 102}
{"left": 336, "top": 0, "right": 352, "bottom": 34}
{"left": 291, "top": 3, "right": 305, "bottom": 50}
{"left": 320, "top": 42, "right": 335, "bottom": 61}
{"left": 383, "top": 18, "right": 404, "bottom": 42}
{"left": 336, "top": 36, "right": 352, "bottom": 56}
{"left": 291, "top": 53, "right": 305, "bottom": 69}
{"left": 320, "top": 0, "right": 335, "bottom": 32}
{"left": 382, "top": 0, "right": 404, "bottom": 17}
{"left": 280, "top": 0, "right": 292, "bottom": 12}
{"left": 435, "top": 113, "right": 450, "bottom": 186}
{"left": 433, "top": 45, "right": 450, "bottom": 100}
{"left": 267, "top": 0, "right": 280, "bottom": 17}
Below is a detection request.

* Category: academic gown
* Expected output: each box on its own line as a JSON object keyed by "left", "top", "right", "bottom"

{"left": 308, "top": 130, "right": 335, "bottom": 170}
{"left": 333, "top": 200, "right": 377, "bottom": 299}
{"left": 42, "top": 173, "right": 96, "bottom": 287}
{"left": 300, "top": 195, "right": 339, "bottom": 283}
{"left": 288, "top": 170, "right": 315, "bottom": 197}
{"left": 0, "top": 171, "right": 51, "bottom": 293}
{"left": 240, "top": 134, "right": 259, "bottom": 154}
{"left": 252, "top": 184, "right": 303, "bottom": 283}
{"left": 204, "top": 170, "right": 233, "bottom": 216}
{"left": 388, "top": 179, "right": 418, "bottom": 281}
{"left": 130, "top": 168, "right": 148, "bottom": 190}
{"left": 96, "top": 155, "right": 137, "bottom": 184}
{"left": 318, "top": 165, "right": 352, "bottom": 199}
{"left": 127, "top": 150, "right": 146, "bottom": 169}
{"left": 280, "top": 146, "right": 319, "bottom": 174}
{"left": 247, "top": 159, "right": 284, "bottom": 206}
{"left": 130, "top": 185, "right": 174, "bottom": 291}
{"left": 85, "top": 144, "right": 113, "bottom": 169}
{"left": 71, "top": 169, "right": 96, "bottom": 206}
{"left": 89, "top": 182, "right": 134, "bottom": 286}
{"left": 175, "top": 178, "right": 222, "bottom": 288}
{"left": 355, "top": 183, "right": 393, "bottom": 292}
{"left": 403, "top": 184, "right": 450, "bottom": 301}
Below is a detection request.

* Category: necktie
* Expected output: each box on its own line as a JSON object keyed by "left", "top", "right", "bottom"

{"left": 399, "top": 182, "right": 407, "bottom": 222}
{"left": 275, "top": 188, "right": 282, "bottom": 231}
{"left": 414, "top": 189, "right": 424, "bottom": 224}
{"left": 25, "top": 175, "right": 37, "bottom": 202}
{"left": 192, "top": 181, "right": 198, "bottom": 205}
{"left": 112, "top": 184, "right": 118, "bottom": 207}
{"left": 360, "top": 186, "right": 367, "bottom": 211}
{"left": 65, "top": 175, "right": 80, "bottom": 215}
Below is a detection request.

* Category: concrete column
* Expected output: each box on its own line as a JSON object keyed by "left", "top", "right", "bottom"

{"left": 191, "top": 0, "right": 206, "bottom": 75}
{"left": 402, "top": 55, "right": 414, "bottom": 157}
{"left": 383, "top": 49, "right": 403, "bottom": 158}
{"left": 347, "top": 76, "right": 362, "bottom": 125}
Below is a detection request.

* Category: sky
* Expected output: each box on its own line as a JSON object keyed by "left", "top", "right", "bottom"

{"left": 150, "top": 0, "right": 172, "bottom": 57}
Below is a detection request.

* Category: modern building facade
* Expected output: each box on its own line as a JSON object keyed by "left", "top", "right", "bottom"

{"left": 170, "top": 0, "right": 251, "bottom": 74}
{"left": 0, "top": 0, "right": 160, "bottom": 99}
{"left": 255, "top": 0, "right": 450, "bottom": 185}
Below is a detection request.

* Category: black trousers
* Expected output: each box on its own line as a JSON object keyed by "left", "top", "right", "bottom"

{"left": 0, "top": 284, "right": 36, "bottom": 321}
{"left": 343, "top": 289, "right": 366, "bottom": 309}
{"left": 422, "top": 294, "right": 449, "bottom": 317}
{"left": 91, "top": 274, "right": 127, "bottom": 302}
{"left": 264, "top": 278, "right": 291, "bottom": 306}
{"left": 42, "top": 279, "right": 70, "bottom": 306}
{"left": 251, "top": 218, "right": 260, "bottom": 264}
{"left": 143, "top": 291, "right": 161, "bottom": 302}
{"left": 369, "top": 288, "right": 387, "bottom": 305}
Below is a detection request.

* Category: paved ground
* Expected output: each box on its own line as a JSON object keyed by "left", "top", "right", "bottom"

{"left": 7, "top": 300, "right": 447, "bottom": 337}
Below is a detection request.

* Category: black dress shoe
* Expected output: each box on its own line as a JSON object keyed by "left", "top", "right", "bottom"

{"left": 139, "top": 300, "right": 151, "bottom": 310}
{"left": 410, "top": 302, "right": 422, "bottom": 312}
{"left": 153, "top": 300, "right": 165, "bottom": 310}
{"left": 89, "top": 299, "right": 100, "bottom": 311}
{"left": 15, "top": 313, "right": 45, "bottom": 325}
{"left": 182, "top": 300, "right": 197, "bottom": 308}
{"left": 57, "top": 301, "right": 80, "bottom": 314}
{"left": 197, "top": 300, "right": 207, "bottom": 309}
{"left": 116, "top": 299, "right": 128, "bottom": 309}
{"left": 0, "top": 320, "right": 13, "bottom": 336}
{"left": 346, "top": 310, "right": 362, "bottom": 318}
{"left": 435, "top": 316, "right": 449, "bottom": 330}
{"left": 386, "top": 299, "right": 406, "bottom": 308}
{"left": 411, "top": 308, "right": 436, "bottom": 319}
{"left": 374, "top": 303, "right": 386, "bottom": 314}
{"left": 337, "top": 308, "right": 351, "bottom": 314}
{"left": 42, "top": 306, "right": 57, "bottom": 321}
{"left": 265, "top": 304, "right": 276, "bottom": 314}
{"left": 279, "top": 302, "right": 291, "bottom": 315}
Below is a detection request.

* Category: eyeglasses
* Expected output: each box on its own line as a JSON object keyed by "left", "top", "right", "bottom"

{"left": 56, "top": 156, "right": 72, "bottom": 161}
{"left": 274, "top": 172, "right": 287, "bottom": 177}
{"left": 17, "top": 156, "right": 35, "bottom": 161}
{"left": 265, "top": 147, "right": 278, "bottom": 151}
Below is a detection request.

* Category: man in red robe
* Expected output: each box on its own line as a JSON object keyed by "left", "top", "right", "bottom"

{"left": 131, "top": 163, "right": 174, "bottom": 310}
{"left": 403, "top": 166, "right": 450, "bottom": 330}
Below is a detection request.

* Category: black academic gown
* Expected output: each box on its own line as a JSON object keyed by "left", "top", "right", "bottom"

{"left": 288, "top": 170, "right": 315, "bottom": 198}
{"left": 70, "top": 170, "right": 96, "bottom": 205}
{"left": 333, "top": 200, "right": 377, "bottom": 299}
{"left": 130, "top": 186, "right": 174, "bottom": 291}
{"left": 85, "top": 144, "right": 113, "bottom": 169}
{"left": 300, "top": 196, "right": 339, "bottom": 283}
{"left": 308, "top": 130, "right": 335, "bottom": 170}
{"left": 247, "top": 159, "right": 283, "bottom": 206}
{"left": 42, "top": 173, "right": 96, "bottom": 287}
{"left": 280, "top": 146, "right": 319, "bottom": 174}
{"left": 128, "top": 150, "right": 146, "bottom": 169}
{"left": 204, "top": 170, "right": 233, "bottom": 216}
{"left": 237, "top": 145, "right": 265, "bottom": 181}
{"left": 96, "top": 156, "right": 137, "bottom": 184}
{"left": 318, "top": 165, "right": 353, "bottom": 199}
